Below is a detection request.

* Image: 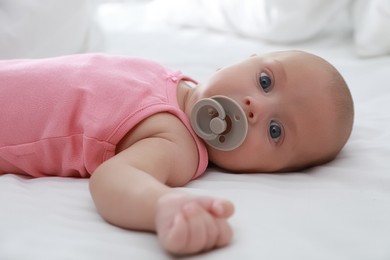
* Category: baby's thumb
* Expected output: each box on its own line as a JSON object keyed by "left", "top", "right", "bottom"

{"left": 211, "top": 199, "right": 235, "bottom": 218}
{"left": 195, "top": 196, "right": 235, "bottom": 218}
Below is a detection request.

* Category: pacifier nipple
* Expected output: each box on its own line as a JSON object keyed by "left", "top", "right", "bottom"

{"left": 190, "top": 96, "right": 248, "bottom": 151}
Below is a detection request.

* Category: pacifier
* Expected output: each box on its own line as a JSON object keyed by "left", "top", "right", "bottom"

{"left": 190, "top": 95, "right": 248, "bottom": 151}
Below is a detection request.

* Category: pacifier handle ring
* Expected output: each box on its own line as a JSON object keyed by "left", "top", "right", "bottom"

{"left": 190, "top": 98, "right": 226, "bottom": 141}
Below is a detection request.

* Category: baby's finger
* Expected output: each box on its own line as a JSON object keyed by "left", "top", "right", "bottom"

{"left": 195, "top": 197, "right": 235, "bottom": 218}
{"left": 215, "top": 219, "right": 234, "bottom": 248}
{"left": 182, "top": 203, "right": 207, "bottom": 253}
{"left": 203, "top": 212, "right": 219, "bottom": 251}
{"left": 210, "top": 200, "right": 235, "bottom": 218}
{"left": 162, "top": 213, "right": 188, "bottom": 254}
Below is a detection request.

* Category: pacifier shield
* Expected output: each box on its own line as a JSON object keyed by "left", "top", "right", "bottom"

{"left": 190, "top": 95, "right": 248, "bottom": 151}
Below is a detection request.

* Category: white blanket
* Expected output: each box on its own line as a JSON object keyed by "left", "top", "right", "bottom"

{"left": 353, "top": 0, "right": 390, "bottom": 57}
{"left": 147, "top": 0, "right": 390, "bottom": 57}
{"left": 1, "top": 1, "right": 390, "bottom": 259}
{"left": 0, "top": 0, "right": 102, "bottom": 59}
{"left": 147, "top": 0, "right": 351, "bottom": 43}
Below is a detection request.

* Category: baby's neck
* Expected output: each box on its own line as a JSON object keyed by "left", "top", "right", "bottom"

{"left": 177, "top": 80, "right": 200, "bottom": 119}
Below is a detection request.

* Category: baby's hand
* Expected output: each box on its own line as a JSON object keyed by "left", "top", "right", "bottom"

{"left": 155, "top": 193, "right": 234, "bottom": 255}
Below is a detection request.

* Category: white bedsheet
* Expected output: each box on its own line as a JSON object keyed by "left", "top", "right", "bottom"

{"left": 1, "top": 1, "right": 390, "bottom": 259}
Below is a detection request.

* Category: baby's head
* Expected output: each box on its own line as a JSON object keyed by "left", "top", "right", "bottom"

{"left": 193, "top": 50, "right": 354, "bottom": 172}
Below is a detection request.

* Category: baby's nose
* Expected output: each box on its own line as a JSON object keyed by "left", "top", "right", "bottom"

{"left": 243, "top": 96, "right": 261, "bottom": 124}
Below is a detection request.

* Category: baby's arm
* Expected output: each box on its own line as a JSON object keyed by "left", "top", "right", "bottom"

{"left": 89, "top": 114, "right": 234, "bottom": 255}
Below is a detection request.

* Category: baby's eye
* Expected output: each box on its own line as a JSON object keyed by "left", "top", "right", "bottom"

{"left": 269, "top": 121, "right": 282, "bottom": 142}
{"left": 259, "top": 72, "right": 272, "bottom": 93}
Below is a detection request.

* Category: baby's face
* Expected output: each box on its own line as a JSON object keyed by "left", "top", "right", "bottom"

{"left": 198, "top": 51, "right": 337, "bottom": 172}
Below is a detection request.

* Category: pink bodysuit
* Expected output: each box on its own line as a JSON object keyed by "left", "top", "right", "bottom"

{"left": 0, "top": 54, "right": 208, "bottom": 179}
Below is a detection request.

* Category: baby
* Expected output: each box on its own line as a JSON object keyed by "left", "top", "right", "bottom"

{"left": 0, "top": 50, "right": 354, "bottom": 255}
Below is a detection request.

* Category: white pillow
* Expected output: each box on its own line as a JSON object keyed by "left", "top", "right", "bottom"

{"left": 353, "top": 0, "right": 390, "bottom": 57}
{"left": 0, "top": 0, "right": 102, "bottom": 59}
{"left": 146, "top": 0, "right": 351, "bottom": 43}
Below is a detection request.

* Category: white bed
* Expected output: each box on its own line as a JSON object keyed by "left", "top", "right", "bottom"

{"left": 1, "top": 1, "right": 390, "bottom": 259}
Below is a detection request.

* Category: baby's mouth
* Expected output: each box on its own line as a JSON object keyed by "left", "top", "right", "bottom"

{"left": 220, "top": 115, "right": 232, "bottom": 135}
